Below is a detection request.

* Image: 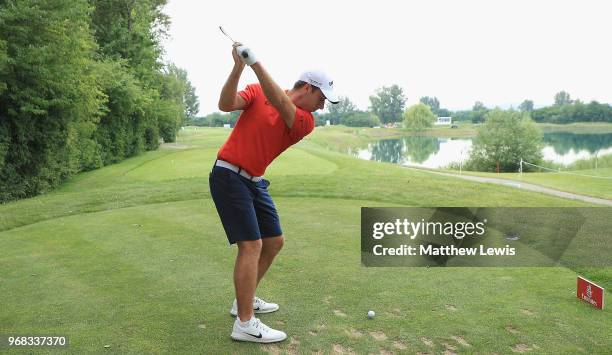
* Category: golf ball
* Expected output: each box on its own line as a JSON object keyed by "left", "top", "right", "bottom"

{"left": 367, "top": 310, "right": 375, "bottom": 318}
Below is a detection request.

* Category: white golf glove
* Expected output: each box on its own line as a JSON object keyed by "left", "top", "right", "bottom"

{"left": 236, "top": 45, "right": 257, "bottom": 66}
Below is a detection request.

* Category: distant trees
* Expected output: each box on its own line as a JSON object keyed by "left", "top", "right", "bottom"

{"left": 470, "top": 101, "right": 489, "bottom": 123}
{"left": 341, "top": 111, "right": 381, "bottom": 127}
{"left": 473, "top": 102, "right": 485, "bottom": 111}
{"left": 452, "top": 93, "right": 612, "bottom": 124}
{"left": 420, "top": 96, "right": 452, "bottom": 117}
{"left": 519, "top": 100, "right": 534, "bottom": 112}
{"left": 326, "top": 96, "right": 357, "bottom": 125}
{"left": 369, "top": 85, "right": 406, "bottom": 124}
{"left": 531, "top": 92, "right": 612, "bottom": 123}
{"left": 554, "top": 91, "right": 572, "bottom": 106}
{"left": 404, "top": 104, "right": 436, "bottom": 132}
{"left": 313, "top": 109, "right": 380, "bottom": 128}
{"left": 187, "top": 111, "right": 240, "bottom": 127}
{"left": 305, "top": 96, "right": 377, "bottom": 127}
{"left": 167, "top": 64, "right": 199, "bottom": 120}
{"left": 419, "top": 96, "right": 440, "bottom": 115}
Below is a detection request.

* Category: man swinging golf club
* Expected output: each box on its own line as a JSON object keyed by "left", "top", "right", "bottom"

{"left": 209, "top": 38, "right": 339, "bottom": 343}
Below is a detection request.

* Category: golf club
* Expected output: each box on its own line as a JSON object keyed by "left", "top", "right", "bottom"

{"left": 219, "top": 26, "right": 254, "bottom": 64}
{"left": 219, "top": 26, "right": 236, "bottom": 43}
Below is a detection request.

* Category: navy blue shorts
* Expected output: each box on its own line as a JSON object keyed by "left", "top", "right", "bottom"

{"left": 209, "top": 165, "right": 282, "bottom": 244}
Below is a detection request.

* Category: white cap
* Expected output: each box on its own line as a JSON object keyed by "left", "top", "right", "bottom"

{"left": 298, "top": 70, "right": 339, "bottom": 104}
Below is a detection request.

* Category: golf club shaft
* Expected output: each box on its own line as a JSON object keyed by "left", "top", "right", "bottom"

{"left": 219, "top": 26, "right": 236, "bottom": 43}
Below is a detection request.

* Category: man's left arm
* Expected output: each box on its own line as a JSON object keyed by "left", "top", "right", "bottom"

{"left": 234, "top": 44, "right": 296, "bottom": 128}
{"left": 249, "top": 62, "right": 297, "bottom": 128}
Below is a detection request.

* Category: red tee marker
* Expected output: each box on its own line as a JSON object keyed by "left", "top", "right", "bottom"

{"left": 577, "top": 276, "right": 604, "bottom": 310}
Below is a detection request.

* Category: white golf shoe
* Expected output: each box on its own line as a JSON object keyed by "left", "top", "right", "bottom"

{"left": 230, "top": 296, "right": 279, "bottom": 316}
{"left": 231, "top": 317, "right": 287, "bottom": 343}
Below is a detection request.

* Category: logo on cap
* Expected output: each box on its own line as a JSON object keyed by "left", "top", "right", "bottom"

{"left": 329, "top": 81, "right": 333, "bottom": 87}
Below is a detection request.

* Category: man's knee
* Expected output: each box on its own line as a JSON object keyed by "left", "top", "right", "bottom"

{"left": 263, "top": 235, "right": 284, "bottom": 253}
{"left": 237, "top": 239, "right": 262, "bottom": 256}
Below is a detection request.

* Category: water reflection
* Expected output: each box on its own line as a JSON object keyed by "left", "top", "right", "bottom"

{"left": 542, "top": 133, "right": 612, "bottom": 165}
{"left": 354, "top": 137, "right": 472, "bottom": 168}
{"left": 544, "top": 132, "right": 612, "bottom": 154}
{"left": 371, "top": 138, "right": 406, "bottom": 164}
{"left": 350, "top": 133, "right": 612, "bottom": 168}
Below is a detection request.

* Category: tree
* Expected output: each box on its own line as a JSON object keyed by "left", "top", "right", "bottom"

{"left": 156, "top": 66, "right": 187, "bottom": 142}
{"left": 466, "top": 109, "right": 543, "bottom": 172}
{"left": 0, "top": 39, "right": 8, "bottom": 176}
{"left": 419, "top": 96, "right": 440, "bottom": 115}
{"left": 0, "top": 0, "right": 104, "bottom": 201}
{"left": 94, "top": 59, "right": 151, "bottom": 164}
{"left": 585, "top": 101, "right": 608, "bottom": 122}
{"left": 437, "top": 108, "right": 452, "bottom": 117}
{"left": 0, "top": 0, "right": 198, "bottom": 202}
{"left": 327, "top": 96, "right": 357, "bottom": 125}
{"left": 451, "top": 110, "right": 471, "bottom": 122}
{"left": 166, "top": 63, "right": 199, "bottom": 120}
{"left": 404, "top": 104, "right": 436, "bottom": 132}
{"left": 473, "top": 101, "right": 485, "bottom": 111}
{"left": 184, "top": 80, "right": 199, "bottom": 119}
{"left": 470, "top": 101, "right": 488, "bottom": 123}
{"left": 369, "top": 85, "right": 406, "bottom": 124}
{"left": 312, "top": 112, "right": 327, "bottom": 127}
{"left": 554, "top": 91, "right": 572, "bottom": 106}
{"left": 90, "top": 0, "right": 181, "bottom": 142}
{"left": 519, "top": 100, "right": 534, "bottom": 112}
{"left": 0, "top": 39, "right": 7, "bottom": 96}
{"left": 89, "top": 0, "right": 170, "bottom": 79}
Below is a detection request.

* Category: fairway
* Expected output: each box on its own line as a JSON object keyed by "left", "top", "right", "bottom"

{"left": 1, "top": 127, "right": 610, "bottom": 354}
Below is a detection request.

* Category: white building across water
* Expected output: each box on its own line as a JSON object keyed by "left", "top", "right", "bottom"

{"left": 435, "top": 116, "right": 452, "bottom": 125}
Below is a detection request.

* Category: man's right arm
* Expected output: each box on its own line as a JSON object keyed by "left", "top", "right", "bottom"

{"left": 218, "top": 44, "right": 248, "bottom": 112}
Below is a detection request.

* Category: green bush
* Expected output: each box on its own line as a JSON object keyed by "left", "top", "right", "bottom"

{"left": 0, "top": 0, "right": 103, "bottom": 201}
{"left": 465, "top": 109, "right": 543, "bottom": 172}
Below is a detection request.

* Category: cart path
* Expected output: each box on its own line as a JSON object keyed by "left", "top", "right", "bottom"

{"left": 405, "top": 167, "right": 612, "bottom": 206}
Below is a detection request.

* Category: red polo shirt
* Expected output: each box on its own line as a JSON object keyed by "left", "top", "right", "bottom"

{"left": 217, "top": 84, "right": 315, "bottom": 176}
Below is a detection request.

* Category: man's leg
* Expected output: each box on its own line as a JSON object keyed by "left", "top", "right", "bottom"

{"left": 235, "top": 239, "right": 262, "bottom": 321}
{"left": 231, "top": 236, "right": 287, "bottom": 343}
{"left": 257, "top": 235, "right": 284, "bottom": 285}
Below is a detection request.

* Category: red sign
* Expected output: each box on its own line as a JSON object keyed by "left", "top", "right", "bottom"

{"left": 577, "top": 276, "right": 605, "bottom": 309}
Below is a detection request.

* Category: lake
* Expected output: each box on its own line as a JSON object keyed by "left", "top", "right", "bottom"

{"left": 348, "top": 132, "right": 612, "bottom": 169}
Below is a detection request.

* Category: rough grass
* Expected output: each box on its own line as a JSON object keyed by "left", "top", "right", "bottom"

{"left": 1, "top": 127, "right": 610, "bottom": 354}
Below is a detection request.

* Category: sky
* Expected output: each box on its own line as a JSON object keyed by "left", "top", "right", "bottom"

{"left": 161, "top": 0, "right": 612, "bottom": 116}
